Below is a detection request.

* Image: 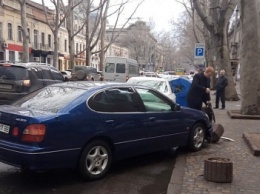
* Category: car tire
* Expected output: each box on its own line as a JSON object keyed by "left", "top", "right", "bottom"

{"left": 188, "top": 123, "right": 205, "bottom": 152}
{"left": 76, "top": 70, "right": 86, "bottom": 80}
{"left": 78, "top": 140, "right": 112, "bottom": 180}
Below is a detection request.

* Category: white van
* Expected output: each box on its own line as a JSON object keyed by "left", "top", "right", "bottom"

{"left": 103, "top": 57, "right": 139, "bottom": 82}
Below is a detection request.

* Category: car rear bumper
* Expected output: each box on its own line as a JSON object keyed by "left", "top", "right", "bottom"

{"left": 0, "top": 141, "right": 81, "bottom": 170}
{"left": 0, "top": 92, "right": 27, "bottom": 105}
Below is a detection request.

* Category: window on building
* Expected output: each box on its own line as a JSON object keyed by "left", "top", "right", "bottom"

{"left": 48, "top": 34, "right": 51, "bottom": 48}
{"left": 80, "top": 44, "right": 82, "bottom": 52}
{"left": 0, "top": 22, "right": 3, "bottom": 40}
{"left": 27, "top": 28, "right": 30, "bottom": 43}
{"left": 18, "top": 26, "right": 22, "bottom": 42}
{"left": 34, "top": 30, "right": 38, "bottom": 49}
{"left": 47, "top": 57, "right": 51, "bottom": 64}
{"left": 41, "top": 32, "right": 45, "bottom": 46}
{"left": 19, "top": 52, "right": 23, "bottom": 62}
{"left": 76, "top": 43, "right": 78, "bottom": 54}
{"left": 9, "top": 51, "right": 15, "bottom": 62}
{"left": 64, "top": 39, "right": 67, "bottom": 52}
{"left": 8, "top": 23, "right": 13, "bottom": 40}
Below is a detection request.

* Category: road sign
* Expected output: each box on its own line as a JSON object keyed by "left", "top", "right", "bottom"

{"left": 194, "top": 43, "right": 205, "bottom": 59}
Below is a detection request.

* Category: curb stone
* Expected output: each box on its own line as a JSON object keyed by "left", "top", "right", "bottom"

{"left": 167, "top": 153, "right": 186, "bottom": 194}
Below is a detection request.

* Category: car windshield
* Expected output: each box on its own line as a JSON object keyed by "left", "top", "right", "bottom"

{"left": 0, "top": 65, "right": 29, "bottom": 80}
{"left": 12, "top": 86, "right": 86, "bottom": 113}
{"left": 128, "top": 79, "right": 168, "bottom": 93}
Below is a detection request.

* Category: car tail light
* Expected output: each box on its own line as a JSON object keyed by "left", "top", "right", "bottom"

{"left": 12, "top": 127, "right": 19, "bottom": 137}
{"left": 21, "top": 124, "right": 46, "bottom": 143}
{"left": 22, "top": 79, "right": 31, "bottom": 87}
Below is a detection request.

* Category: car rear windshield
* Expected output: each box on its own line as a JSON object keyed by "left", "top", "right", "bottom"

{"left": 12, "top": 86, "right": 86, "bottom": 113}
{"left": 0, "top": 65, "right": 29, "bottom": 80}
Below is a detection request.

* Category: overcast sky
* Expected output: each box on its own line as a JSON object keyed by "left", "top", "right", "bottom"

{"left": 31, "top": 0, "right": 184, "bottom": 31}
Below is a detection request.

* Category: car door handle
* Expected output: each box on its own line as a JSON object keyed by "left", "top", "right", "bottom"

{"left": 105, "top": 120, "right": 115, "bottom": 125}
{"left": 149, "top": 117, "right": 156, "bottom": 122}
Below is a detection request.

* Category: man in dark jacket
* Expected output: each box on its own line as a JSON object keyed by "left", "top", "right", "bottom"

{"left": 187, "top": 67, "right": 214, "bottom": 110}
{"left": 215, "top": 69, "right": 228, "bottom": 109}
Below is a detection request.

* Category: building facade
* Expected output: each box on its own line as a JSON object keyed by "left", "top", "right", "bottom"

{"left": 106, "top": 21, "right": 164, "bottom": 72}
{"left": 0, "top": 0, "right": 129, "bottom": 71}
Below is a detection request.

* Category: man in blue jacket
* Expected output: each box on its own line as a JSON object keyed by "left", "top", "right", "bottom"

{"left": 187, "top": 67, "right": 214, "bottom": 110}
{"left": 214, "top": 69, "right": 228, "bottom": 109}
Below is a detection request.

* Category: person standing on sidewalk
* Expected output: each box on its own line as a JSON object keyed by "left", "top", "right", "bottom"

{"left": 187, "top": 67, "right": 214, "bottom": 110}
{"left": 214, "top": 69, "right": 228, "bottom": 109}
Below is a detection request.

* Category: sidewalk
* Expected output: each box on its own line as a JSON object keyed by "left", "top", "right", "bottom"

{"left": 167, "top": 89, "right": 260, "bottom": 194}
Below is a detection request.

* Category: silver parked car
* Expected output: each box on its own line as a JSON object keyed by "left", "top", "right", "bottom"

{"left": 127, "top": 77, "right": 176, "bottom": 102}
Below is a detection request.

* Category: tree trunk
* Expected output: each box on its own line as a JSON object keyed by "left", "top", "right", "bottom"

{"left": 53, "top": 33, "right": 59, "bottom": 69}
{"left": 240, "top": 0, "right": 260, "bottom": 115}
{"left": 19, "top": 0, "right": 29, "bottom": 62}
{"left": 100, "top": 0, "right": 109, "bottom": 72}
{"left": 66, "top": 4, "right": 75, "bottom": 69}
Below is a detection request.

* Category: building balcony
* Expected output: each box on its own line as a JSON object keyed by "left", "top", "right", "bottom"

{"left": 31, "top": 43, "right": 53, "bottom": 51}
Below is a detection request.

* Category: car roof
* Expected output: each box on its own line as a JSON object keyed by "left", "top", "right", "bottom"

{"left": 128, "top": 76, "right": 167, "bottom": 81}
{"left": 48, "top": 81, "right": 129, "bottom": 90}
{"left": 0, "top": 62, "right": 55, "bottom": 69}
{"left": 47, "top": 81, "right": 158, "bottom": 92}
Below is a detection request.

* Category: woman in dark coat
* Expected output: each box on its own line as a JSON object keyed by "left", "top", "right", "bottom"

{"left": 187, "top": 67, "right": 214, "bottom": 110}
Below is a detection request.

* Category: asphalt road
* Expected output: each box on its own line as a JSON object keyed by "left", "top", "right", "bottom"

{"left": 0, "top": 151, "right": 176, "bottom": 194}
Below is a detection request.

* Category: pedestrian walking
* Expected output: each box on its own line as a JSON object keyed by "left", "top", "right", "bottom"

{"left": 214, "top": 69, "right": 228, "bottom": 109}
{"left": 187, "top": 67, "right": 214, "bottom": 110}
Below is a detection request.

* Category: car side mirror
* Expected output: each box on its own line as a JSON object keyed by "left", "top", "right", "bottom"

{"left": 172, "top": 104, "right": 181, "bottom": 111}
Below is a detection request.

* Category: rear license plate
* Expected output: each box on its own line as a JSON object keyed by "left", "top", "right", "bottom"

{"left": 0, "top": 84, "right": 12, "bottom": 89}
{"left": 0, "top": 123, "right": 10, "bottom": 134}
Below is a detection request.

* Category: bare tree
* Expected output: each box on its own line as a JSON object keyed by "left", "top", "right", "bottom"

{"left": 90, "top": 0, "right": 144, "bottom": 69}
{"left": 65, "top": 0, "right": 85, "bottom": 69}
{"left": 155, "top": 31, "right": 178, "bottom": 70}
{"left": 42, "top": 0, "right": 68, "bottom": 69}
{"left": 120, "top": 21, "right": 157, "bottom": 70}
{"left": 17, "top": 0, "right": 29, "bottom": 62}
{"left": 192, "top": 0, "right": 239, "bottom": 100}
{"left": 169, "top": 10, "right": 204, "bottom": 64}
{"left": 240, "top": 0, "right": 260, "bottom": 115}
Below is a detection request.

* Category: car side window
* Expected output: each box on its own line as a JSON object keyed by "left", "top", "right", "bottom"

{"left": 136, "top": 88, "right": 172, "bottom": 112}
{"left": 88, "top": 88, "right": 141, "bottom": 112}
{"left": 105, "top": 63, "right": 115, "bottom": 73}
{"left": 41, "top": 69, "right": 53, "bottom": 80}
{"left": 51, "top": 69, "right": 64, "bottom": 81}
{"left": 31, "top": 68, "right": 43, "bottom": 79}
{"left": 116, "top": 63, "right": 125, "bottom": 73}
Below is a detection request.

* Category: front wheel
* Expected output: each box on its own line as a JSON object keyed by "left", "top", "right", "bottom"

{"left": 188, "top": 123, "right": 205, "bottom": 152}
{"left": 78, "top": 140, "right": 112, "bottom": 180}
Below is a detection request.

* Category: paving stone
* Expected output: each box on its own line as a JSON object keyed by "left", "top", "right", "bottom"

{"left": 167, "top": 87, "right": 260, "bottom": 194}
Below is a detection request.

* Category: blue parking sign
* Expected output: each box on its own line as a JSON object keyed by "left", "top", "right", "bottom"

{"left": 194, "top": 43, "right": 205, "bottom": 59}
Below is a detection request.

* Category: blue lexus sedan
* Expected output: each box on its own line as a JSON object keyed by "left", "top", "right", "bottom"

{"left": 0, "top": 82, "right": 212, "bottom": 180}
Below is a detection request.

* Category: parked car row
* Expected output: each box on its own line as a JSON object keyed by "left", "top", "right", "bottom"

{"left": 0, "top": 61, "right": 213, "bottom": 181}
{"left": 0, "top": 62, "right": 64, "bottom": 105}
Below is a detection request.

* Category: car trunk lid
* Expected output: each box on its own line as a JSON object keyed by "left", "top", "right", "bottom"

{"left": 0, "top": 105, "right": 56, "bottom": 143}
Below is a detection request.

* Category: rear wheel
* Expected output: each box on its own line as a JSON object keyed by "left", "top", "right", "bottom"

{"left": 188, "top": 123, "right": 205, "bottom": 151}
{"left": 78, "top": 140, "right": 112, "bottom": 180}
